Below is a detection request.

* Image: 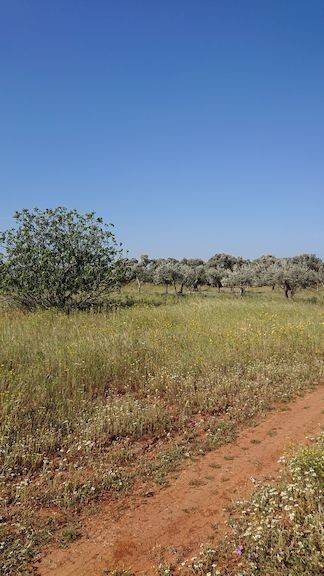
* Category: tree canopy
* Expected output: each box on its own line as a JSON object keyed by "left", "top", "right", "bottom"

{"left": 0, "top": 207, "right": 122, "bottom": 310}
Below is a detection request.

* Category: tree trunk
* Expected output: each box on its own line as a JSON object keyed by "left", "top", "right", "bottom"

{"left": 136, "top": 278, "right": 141, "bottom": 293}
{"left": 284, "top": 281, "right": 292, "bottom": 298}
{"left": 240, "top": 286, "right": 245, "bottom": 297}
{"left": 164, "top": 284, "right": 169, "bottom": 294}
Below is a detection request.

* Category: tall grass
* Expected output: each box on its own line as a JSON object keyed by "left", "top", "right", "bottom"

{"left": 1, "top": 290, "right": 323, "bottom": 476}
{"left": 0, "top": 288, "right": 323, "bottom": 575}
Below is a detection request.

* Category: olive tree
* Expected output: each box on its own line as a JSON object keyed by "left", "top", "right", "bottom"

{"left": 174, "top": 263, "right": 191, "bottom": 294}
{"left": 273, "top": 263, "right": 319, "bottom": 298}
{"left": 130, "top": 254, "right": 155, "bottom": 292}
{"left": 222, "top": 265, "right": 255, "bottom": 296}
{"left": 289, "top": 253, "right": 323, "bottom": 272}
{"left": 153, "top": 259, "right": 202, "bottom": 295}
{"left": 181, "top": 262, "right": 206, "bottom": 292}
{"left": 208, "top": 253, "right": 247, "bottom": 271}
{"left": 205, "top": 266, "right": 223, "bottom": 291}
{"left": 252, "top": 255, "right": 280, "bottom": 290}
{"left": 0, "top": 207, "right": 122, "bottom": 311}
{"left": 153, "top": 260, "right": 175, "bottom": 293}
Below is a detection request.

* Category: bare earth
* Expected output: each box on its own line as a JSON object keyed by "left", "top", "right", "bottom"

{"left": 37, "top": 385, "right": 324, "bottom": 576}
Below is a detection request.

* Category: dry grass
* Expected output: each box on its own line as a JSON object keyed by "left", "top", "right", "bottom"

{"left": 0, "top": 286, "right": 323, "bottom": 574}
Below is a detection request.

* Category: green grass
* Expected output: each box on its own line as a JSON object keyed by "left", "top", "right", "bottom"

{"left": 0, "top": 286, "right": 323, "bottom": 574}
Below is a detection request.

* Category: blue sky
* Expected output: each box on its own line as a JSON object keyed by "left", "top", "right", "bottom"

{"left": 0, "top": 1, "right": 323, "bottom": 259}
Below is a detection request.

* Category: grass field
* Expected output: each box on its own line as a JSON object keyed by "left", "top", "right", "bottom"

{"left": 1, "top": 286, "right": 323, "bottom": 574}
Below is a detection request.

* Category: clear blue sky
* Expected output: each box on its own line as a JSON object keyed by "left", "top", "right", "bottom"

{"left": 1, "top": 1, "right": 323, "bottom": 259}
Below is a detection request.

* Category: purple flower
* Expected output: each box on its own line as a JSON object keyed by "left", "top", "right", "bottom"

{"left": 235, "top": 545, "right": 243, "bottom": 556}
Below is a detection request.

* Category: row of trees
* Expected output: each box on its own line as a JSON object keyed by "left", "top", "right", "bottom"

{"left": 0, "top": 207, "right": 323, "bottom": 311}
{"left": 124, "top": 252, "right": 323, "bottom": 298}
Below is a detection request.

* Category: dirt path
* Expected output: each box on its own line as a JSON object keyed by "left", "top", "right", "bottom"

{"left": 38, "top": 386, "right": 324, "bottom": 576}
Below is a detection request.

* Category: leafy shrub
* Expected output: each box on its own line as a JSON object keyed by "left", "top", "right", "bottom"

{"left": 0, "top": 207, "right": 122, "bottom": 311}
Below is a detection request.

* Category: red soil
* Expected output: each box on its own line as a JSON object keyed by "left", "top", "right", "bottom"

{"left": 37, "top": 385, "right": 324, "bottom": 576}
